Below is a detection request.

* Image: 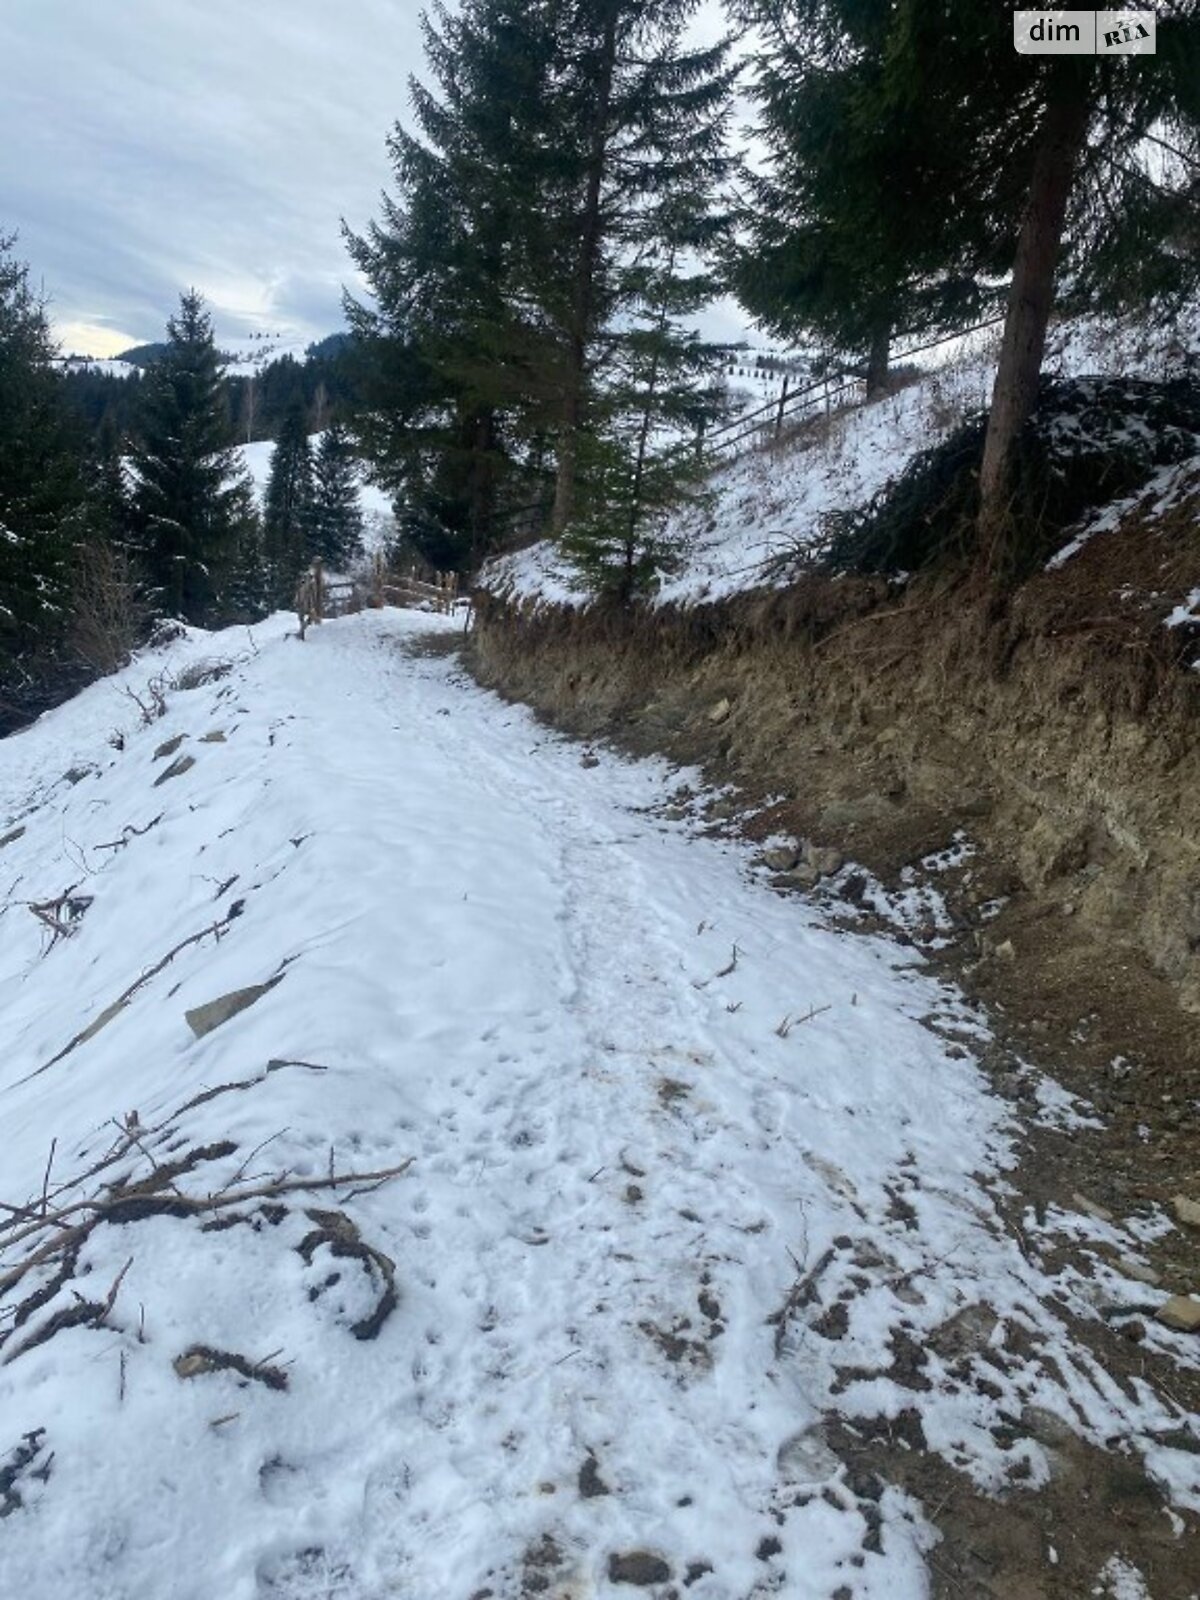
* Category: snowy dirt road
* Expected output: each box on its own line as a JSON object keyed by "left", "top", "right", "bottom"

{"left": 0, "top": 612, "right": 1196, "bottom": 1600}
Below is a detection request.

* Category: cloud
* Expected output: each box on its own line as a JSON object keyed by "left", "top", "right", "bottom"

{"left": 2, "top": 1, "right": 752, "bottom": 357}
{"left": 1, "top": 0, "right": 426, "bottom": 352}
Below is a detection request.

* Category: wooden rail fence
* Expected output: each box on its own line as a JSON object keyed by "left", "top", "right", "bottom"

{"left": 293, "top": 556, "right": 461, "bottom": 638}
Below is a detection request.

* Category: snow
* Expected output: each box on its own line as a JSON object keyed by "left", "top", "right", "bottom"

{"left": 0, "top": 611, "right": 1196, "bottom": 1599}
{"left": 483, "top": 311, "right": 1199, "bottom": 612}
{"left": 1166, "top": 586, "right": 1200, "bottom": 629}
{"left": 55, "top": 357, "right": 139, "bottom": 380}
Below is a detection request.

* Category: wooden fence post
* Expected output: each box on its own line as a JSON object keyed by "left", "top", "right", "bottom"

{"left": 312, "top": 557, "right": 324, "bottom": 625}
{"left": 774, "top": 374, "right": 791, "bottom": 439}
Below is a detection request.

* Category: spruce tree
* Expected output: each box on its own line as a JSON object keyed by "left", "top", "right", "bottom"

{"left": 561, "top": 188, "right": 732, "bottom": 598}
{"left": 130, "top": 290, "right": 253, "bottom": 623}
{"left": 263, "top": 399, "right": 315, "bottom": 604}
{"left": 345, "top": 0, "right": 562, "bottom": 569}
{"left": 225, "top": 514, "right": 269, "bottom": 624}
{"left": 536, "top": 0, "right": 738, "bottom": 536}
{"left": 729, "top": 10, "right": 1002, "bottom": 396}
{"left": 311, "top": 424, "right": 365, "bottom": 570}
{"left": 0, "top": 235, "right": 86, "bottom": 724}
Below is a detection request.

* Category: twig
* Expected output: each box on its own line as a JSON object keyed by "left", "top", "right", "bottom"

{"left": 775, "top": 1003, "right": 832, "bottom": 1038}
{"left": 39, "top": 1140, "right": 56, "bottom": 1217}
{"left": 0, "top": 1159, "right": 415, "bottom": 1285}
{"left": 93, "top": 815, "right": 163, "bottom": 853}
{"left": 714, "top": 943, "right": 740, "bottom": 979}
{"left": 16, "top": 911, "right": 240, "bottom": 1085}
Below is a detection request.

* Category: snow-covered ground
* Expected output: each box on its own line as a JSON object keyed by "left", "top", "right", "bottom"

{"left": 0, "top": 612, "right": 1195, "bottom": 1600}
{"left": 484, "top": 312, "right": 1199, "bottom": 611}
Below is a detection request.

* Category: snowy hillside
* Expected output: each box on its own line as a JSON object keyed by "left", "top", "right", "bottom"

{"left": 0, "top": 609, "right": 1196, "bottom": 1600}
{"left": 484, "top": 314, "right": 1200, "bottom": 610}
{"left": 218, "top": 331, "right": 314, "bottom": 374}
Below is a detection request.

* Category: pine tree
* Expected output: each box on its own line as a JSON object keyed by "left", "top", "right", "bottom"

{"left": 345, "top": 0, "right": 562, "bottom": 570}
{"left": 263, "top": 400, "right": 314, "bottom": 604}
{"left": 0, "top": 235, "right": 86, "bottom": 724}
{"left": 310, "top": 424, "right": 365, "bottom": 570}
{"left": 84, "top": 416, "right": 132, "bottom": 547}
{"left": 225, "top": 513, "right": 269, "bottom": 624}
{"left": 537, "top": 0, "right": 738, "bottom": 535}
{"left": 560, "top": 188, "right": 732, "bottom": 598}
{"left": 130, "top": 290, "right": 253, "bottom": 623}
{"left": 729, "top": 8, "right": 1002, "bottom": 396}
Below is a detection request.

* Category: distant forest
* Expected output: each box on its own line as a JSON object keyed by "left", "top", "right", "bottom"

{"left": 61, "top": 332, "right": 361, "bottom": 448}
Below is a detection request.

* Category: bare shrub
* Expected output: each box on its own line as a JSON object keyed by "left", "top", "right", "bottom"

{"left": 67, "top": 543, "right": 151, "bottom": 677}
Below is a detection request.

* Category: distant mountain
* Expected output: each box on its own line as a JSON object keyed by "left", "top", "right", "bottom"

{"left": 115, "top": 341, "right": 169, "bottom": 368}
{"left": 305, "top": 332, "right": 354, "bottom": 360}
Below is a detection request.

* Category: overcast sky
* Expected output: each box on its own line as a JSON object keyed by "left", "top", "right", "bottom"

{"left": 1, "top": 0, "right": 744, "bottom": 358}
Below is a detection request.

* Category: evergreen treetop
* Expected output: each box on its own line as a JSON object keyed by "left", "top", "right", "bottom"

{"left": 131, "top": 289, "right": 253, "bottom": 623}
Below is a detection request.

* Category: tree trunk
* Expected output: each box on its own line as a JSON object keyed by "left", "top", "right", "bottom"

{"left": 864, "top": 322, "right": 890, "bottom": 401}
{"left": 551, "top": 4, "right": 619, "bottom": 537}
{"left": 467, "top": 405, "right": 496, "bottom": 564}
{"left": 978, "top": 84, "right": 1090, "bottom": 552}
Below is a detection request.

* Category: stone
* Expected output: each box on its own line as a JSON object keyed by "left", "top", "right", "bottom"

{"left": 1117, "top": 1258, "right": 1160, "bottom": 1287}
{"left": 1155, "top": 1296, "right": 1200, "bottom": 1334}
{"left": 185, "top": 976, "right": 283, "bottom": 1039}
{"left": 608, "top": 1552, "right": 671, "bottom": 1587}
{"left": 200, "top": 730, "right": 227, "bottom": 744}
{"left": 707, "top": 798, "right": 736, "bottom": 821}
{"left": 62, "top": 766, "right": 93, "bottom": 785}
{"left": 929, "top": 1303, "right": 999, "bottom": 1359}
{"left": 580, "top": 754, "right": 600, "bottom": 769}
{"left": 1172, "top": 1196, "right": 1200, "bottom": 1229}
{"left": 153, "top": 734, "right": 187, "bottom": 760}
{"left": 770, "top": 867, "right": 821, "bottom": 892}
{"left": 1071, "top": 1193, "right": 1114, "bottom": 1223}
{"left": 154, "top": 754, "right": 196, "bottom": 786}
{"left": 804, "top": 843, "right": 844, "bottom": 877}
{"left": 762, "top": 845, "right": 799, "bottom": 873}
{"left": 994, "top": 939, "right": 1017, "bottom": 962}
{"left": 707, "top": 698, "right": 731, "bottom": 724}
{"left": 0, "top": 825, "right": 25, "bottom": 849}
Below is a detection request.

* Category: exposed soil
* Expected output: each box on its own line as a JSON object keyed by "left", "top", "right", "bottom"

{"left": 467, "top": 509, "right": 1200, "bottom": 1598}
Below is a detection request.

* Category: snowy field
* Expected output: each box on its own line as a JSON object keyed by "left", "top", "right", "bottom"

{"left": 0, "top": 611, "right": 1196, "bottom": 1599}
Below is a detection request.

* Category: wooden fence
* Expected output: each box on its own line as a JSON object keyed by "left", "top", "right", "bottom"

{"left": 293, "top": 556, "right": 461, "bottom": 638}
{"left": 689, "top": 315, "right": 1007, "bottom": 468}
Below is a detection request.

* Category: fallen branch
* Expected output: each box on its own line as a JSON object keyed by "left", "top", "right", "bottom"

{"left": 771, "top": 1245, "right": 837, "bottom": 1358}
{"left": 0, "top": 1159, "right": 415, "bottom": 1294}
{"left": 92, "top": 815, "right": 163, "bottom": 853}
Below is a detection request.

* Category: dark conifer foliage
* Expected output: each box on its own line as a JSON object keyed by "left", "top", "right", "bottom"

{"left": 347, "top": 0, "right": 736, "bottom": 582}
{"left": 130, "top": 290, "right": 254, "bottom": 623}
{"left": 0, "top": 235, "right": 87, "bottom": 724}
{"left": 263, "top": 399, "right": 315, "bottom": 603}
{"left": 346, "top": 0, "right": 560, "bottom": 570}
{"left": 536, "top": 1, "right": 738, "bottom": 538}
{"left": 311, "top": 424, "right": 365, "bottom": 570}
